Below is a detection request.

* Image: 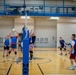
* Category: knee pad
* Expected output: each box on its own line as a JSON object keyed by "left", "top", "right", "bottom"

{"left": 14, "top": 51, "right": 17, "bottom": 55}
{"left": 64, "top": 48, "right": 66, "bottom": 50}
{"left": 60, "top": 48, "right": 62, "bottom": 50}
{"left": 30, "top": 51, "right": 33, "bottom": 53}
{"left": 6, "top": 55, "right": 8, "bottom": 57}
{"left": 9, "top": 51, "right": 11, "bottom": 54}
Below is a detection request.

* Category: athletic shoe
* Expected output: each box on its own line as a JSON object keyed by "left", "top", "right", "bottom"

{"left": 3, "top": 55, "right": 5, "bottom": 57}
{"left": 69, "top": 66, "right": 75, "bottom": 70}
{"left": 74, "top": 65, "right": 76, "bottom": 67}
{"left": 65, "top": 53, "right": 67, "bottom": 56}
{"left": 60, "top": 53, "right": 62, "bottom": 55}
{"left": 7, "top": 56, "right": 9, "bottom": 60}
{"left": 6, "top": 55, "right": 8, "bottom": 57}
{"left": 30, "top": 57, "right": 33, "bottom": 60}
{"left": 15, "top": 57, "right": 18, "bottom": 62}
{"left": 21, "top": 59, "right": 23, "bottom": 63}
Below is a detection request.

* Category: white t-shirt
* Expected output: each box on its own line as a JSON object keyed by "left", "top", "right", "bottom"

{"left": 71, "top": 40, "right": 75, "bottom": 54}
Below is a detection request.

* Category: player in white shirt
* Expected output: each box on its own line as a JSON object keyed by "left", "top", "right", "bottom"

{"left": 69, "top": 34, "right": 76, "bottom": 70}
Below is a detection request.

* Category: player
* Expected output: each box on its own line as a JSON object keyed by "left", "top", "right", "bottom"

{"left": 3, "top": 35, "right": 10, "bottom": 57}
{"left": 8, "top": 29, "right": 19, "bottom": 61}
{"left": 31, "top": 33, "right": 36, "bottom": 46}
{"left": 69, "top": 34, "right": 76, "bottom": 70}
{"left": 59, "top": 37, "right": 67, "bottom": 55}
{"left": 29, "top": 33, "right": 34, "bottom": 60}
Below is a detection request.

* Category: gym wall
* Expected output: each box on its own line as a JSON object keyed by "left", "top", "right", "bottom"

{"left": 0, "top": 18, "right": 14, "bottom": 46}
{"left": 0, "top": 18, "right": 34, "bottom": 47}
{"left": 57, "top": 18, "right": 76, "bottom": 47}
{"left": 34, "top": 19, "right": 57, "bottom": 48}
{"left": 0, "top": 17, "right": 76, "bottom": 48}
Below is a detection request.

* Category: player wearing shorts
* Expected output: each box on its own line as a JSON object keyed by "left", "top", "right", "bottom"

{"left": 69, "top": 34, "right": 76, "bottom": 70}
{"left": 8, "top": 29, "right": 19, "bottom": 61}
{"left": 29, "top": 34, "right": 34, "bottom": 60}
{"left": 3, "top": 35, "right": 10, "bottom": 57}
{"left": 59, "top": 37, "right": 67, "bottom": 55}
{"left": 32, "top": 33, "right": 36, "bottom": 45}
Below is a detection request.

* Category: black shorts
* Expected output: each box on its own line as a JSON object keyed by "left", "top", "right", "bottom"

{"left": 4, "top": 46, "right": 9, "bottom": 50}
{"left": 10, "top": 44, "right": 17, "bottom": 49}
{"left": 61, "top": 45, "right": 64, "bottom": 48}
{"left": 60, "top": 45, "right": 66, "bottom": 50}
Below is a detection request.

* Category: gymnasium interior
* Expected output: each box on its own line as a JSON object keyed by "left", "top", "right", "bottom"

{"left": 0, "top": 0, "right": 76, "bottom": 75}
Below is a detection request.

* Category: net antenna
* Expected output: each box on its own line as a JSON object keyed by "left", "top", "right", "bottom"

{"left": 24, "top": 11, "right": 28, "bottom": 38}
{"left": 24, "top": 11, "right": 27, "bottom": 28}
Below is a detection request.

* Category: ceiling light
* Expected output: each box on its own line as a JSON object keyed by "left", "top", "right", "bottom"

{"left": 50, "top": 17, "right": 59, "bottom": 19}
{"left": 21, "top": 16, "right": 30, "bottom": 19}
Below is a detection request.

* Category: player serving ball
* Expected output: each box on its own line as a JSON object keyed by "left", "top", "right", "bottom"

{"left": 8, "top": 28, "right": 19, "bottom": 61}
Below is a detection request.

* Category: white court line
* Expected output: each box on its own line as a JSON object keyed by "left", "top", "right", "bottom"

{"left": 54, "top": 53, "right": 70, "bottom": 62}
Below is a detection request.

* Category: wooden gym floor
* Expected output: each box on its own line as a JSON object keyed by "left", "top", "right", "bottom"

{"left": 0, "top": 48, "right": 76, "bottom": 75}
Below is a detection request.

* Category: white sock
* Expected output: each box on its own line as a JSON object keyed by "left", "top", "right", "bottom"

{"left": 71, "top": 64, "right": 74, "bottom": 67}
